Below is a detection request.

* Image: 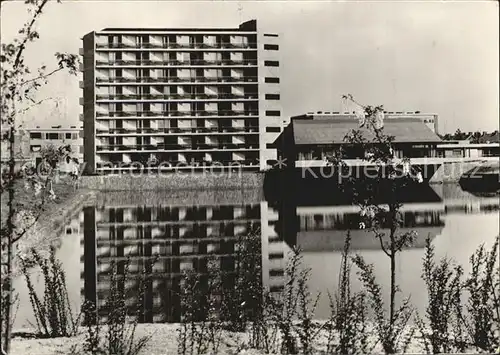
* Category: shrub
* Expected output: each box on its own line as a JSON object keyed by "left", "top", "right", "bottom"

{"left": 462, "top": 236, "right": 500, "bottom": 353}
{"left": 21, "top": 247, "right": 80, "bottom": 338}
{"left": 417, "top": 236, "right": 467, "bottom": 353}
{"left": 81, "top": 258, "right": 152, "bottom": 355}
{"left": 418, "top": 235, "right": 500, "bottom": 354}
{"left": 327, "top": 232, "right": 373, "bottom": 354}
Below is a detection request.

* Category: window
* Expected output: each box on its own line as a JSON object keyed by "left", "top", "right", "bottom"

{"left": 266, "top": 127, "right": 280, "bottom": 133}
{"left": 269, "top": 253, "right": 284, "bottom": 260}
{"left": 265, "top": 77, "right": 280, "bottom": 83}
{"left": 264, "top": 44, "right": 279, "bottom": 50}
{"left": 266, "top": 110, "right": 281, "bottom": 116}
{"left": 30, "top": 132, "right": 42, "bottom": 139}
{"left": 65, "top": 133, "right": 72, "bottom": 139}
{"left": 264, "top": 33, "right": 279, "bottom": 37}
{"left": 265, "top": 94, "right": 280, "bottom": 100}
{"left": 47, "top": 133, "right": 59, "bottom": 140}
{"left": 270, "top": 269, "right": 284, "bottom": 277}
{"left": 264, "top": 60, "right": 279, "bottom": 67}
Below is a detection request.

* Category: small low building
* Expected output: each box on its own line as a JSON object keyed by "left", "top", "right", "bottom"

{"left": 1, "top": 128, "right": 34, "bottom": 174}
{"left": 272, "top": 113, "right": 442, "bottom": 169}
{"left": 26, "top": 125, "right": 83, "bottom": 172}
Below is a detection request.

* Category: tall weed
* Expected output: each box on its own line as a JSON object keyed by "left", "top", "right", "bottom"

{"left": 82, "top": 258, "right": 152, "bottom": 355}
{"left": 21, "top": 247, "right": 80, "bottom": 338}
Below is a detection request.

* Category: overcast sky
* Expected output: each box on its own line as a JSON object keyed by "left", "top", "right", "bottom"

{"left": 1, "top": 0, "right": 498, "bottom": 134}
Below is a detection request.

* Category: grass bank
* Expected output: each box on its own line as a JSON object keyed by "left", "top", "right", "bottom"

{"left": 1, "top": 181, "right": 96, "bottom": 260}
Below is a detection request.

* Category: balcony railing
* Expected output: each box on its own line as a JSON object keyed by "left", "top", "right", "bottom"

{"left": 96, "top": 143, "right": 259, "bottom": 151}
{"left": 95, "top": 126, "right": 259, "bottom": 135}
{"left": 95, "top": 110, "right": 259, "bottom": 118}
{"left": 96, "top": 159, "right": 259, "bottom": 169}
{"left": 95, "top": 93, "right": 258, "bottom": 100}
{"left": 95, "top": 59, "right": 257, "bottom": 66}
{"left": 95, "top": 42, "right": 257, "bottom": 50}
{"left": 95, "top": 76, "right": 258, "bottom": 83}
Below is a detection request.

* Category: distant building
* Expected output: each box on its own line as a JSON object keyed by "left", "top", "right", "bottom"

{"left": 26, "top": 125, "right": 83, "bottom": 169}
{"left": 80, "top": 19, "right": 283, "bottom": 174}
{"left": 0, "top": 128, "right": 31, "bottom": 173}
{"left": 273, "top": 112, "right": 442, "bottom": 169}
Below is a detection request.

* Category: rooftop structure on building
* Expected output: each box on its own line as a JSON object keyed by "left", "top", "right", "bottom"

{"left": 80, "top": 19, "right": 283, "bottom": 174}
{"left": 298, "top": 110, "right": 438, "bottom": 134}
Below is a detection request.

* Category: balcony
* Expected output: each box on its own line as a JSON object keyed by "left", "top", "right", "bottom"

{"left": 96, "top": 143, "right": 258, "bottom": 152}
{"left": 96, "top": 159, "right": 259, "bottom": 170}
{"left": 95, "top": 76, "right": 258, "bottom": 84}
{"left": 95, "top": 42, "right": 257, "bottom": 50}
{"left": 95, "top": 110, "right": 259, "bottom": 118}
{"left": 95, "top": 59, "right": 257, "bottom": 67}
{"left": 95, "top": 92, "right": 258, "bottom": 101}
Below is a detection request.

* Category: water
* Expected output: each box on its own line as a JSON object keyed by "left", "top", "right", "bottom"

{"left": 13, "top": 183, "right": 499, "bottom": 328}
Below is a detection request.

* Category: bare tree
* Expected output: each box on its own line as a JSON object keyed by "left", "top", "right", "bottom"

{"left": 0, "top": 1, "right": 79, "bottom": 353}
{"left": 327, "top": 94, "right": 423, "bottom": 353}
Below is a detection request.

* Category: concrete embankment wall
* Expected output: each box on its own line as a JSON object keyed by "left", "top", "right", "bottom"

{"left": 95, "top": 188, "right": 263, "bottom": 206}
{"left": 429, "top": 159, "right": 495, "bottom": 184}
{"left": 79, "top": 172, "right": 264, "bottom": 191}
{"left": 76, "top": 159, "right": 496, "bottom": 189}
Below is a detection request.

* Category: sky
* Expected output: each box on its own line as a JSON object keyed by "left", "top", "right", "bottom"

{"left": 1, "top": 0, "right": 499, "bottom": 134}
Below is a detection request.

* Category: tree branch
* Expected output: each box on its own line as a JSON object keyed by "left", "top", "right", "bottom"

{"left": 1, "top": 96, "right": 60, "bottom": 127}
{"left": 19, "top": 67, "right": 63, "bottom": 88}
{"left": 373, "top": 229, "right": 391, "bottom": 257}
{"left": 13, "top": 0, "right": 51, "bottom": 70}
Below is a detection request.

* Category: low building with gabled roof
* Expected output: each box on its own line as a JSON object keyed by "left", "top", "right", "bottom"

{"left": 271, "top": 112, "right": 442, "bottom": 169}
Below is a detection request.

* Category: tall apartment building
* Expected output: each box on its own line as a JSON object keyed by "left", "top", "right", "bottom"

{"left": 80, "top": 19, "right": 282, "bottom": 174}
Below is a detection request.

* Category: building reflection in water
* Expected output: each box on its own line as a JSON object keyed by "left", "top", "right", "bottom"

{"left": 81, "top": 190, "right": 268, "bottom": 323}
{"left": 75, "top": 183, "right": 498, "bottom": 323}
{"left": 266, "top": 181, "right": 447, "bottom": 252}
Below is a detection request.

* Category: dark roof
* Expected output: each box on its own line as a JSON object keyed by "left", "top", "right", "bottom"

{"left": 290, "top": 116, "right": 442, "bottom": 145}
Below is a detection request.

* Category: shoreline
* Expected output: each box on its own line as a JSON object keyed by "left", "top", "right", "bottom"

{"left": 16, "top": 188, "right": 97, "bottom": 259}
{"left": 10, "top": 322, "right": 492, "bottom": 355}
{"left": 74, "top": 159, "right": 496, "bottom": 191}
